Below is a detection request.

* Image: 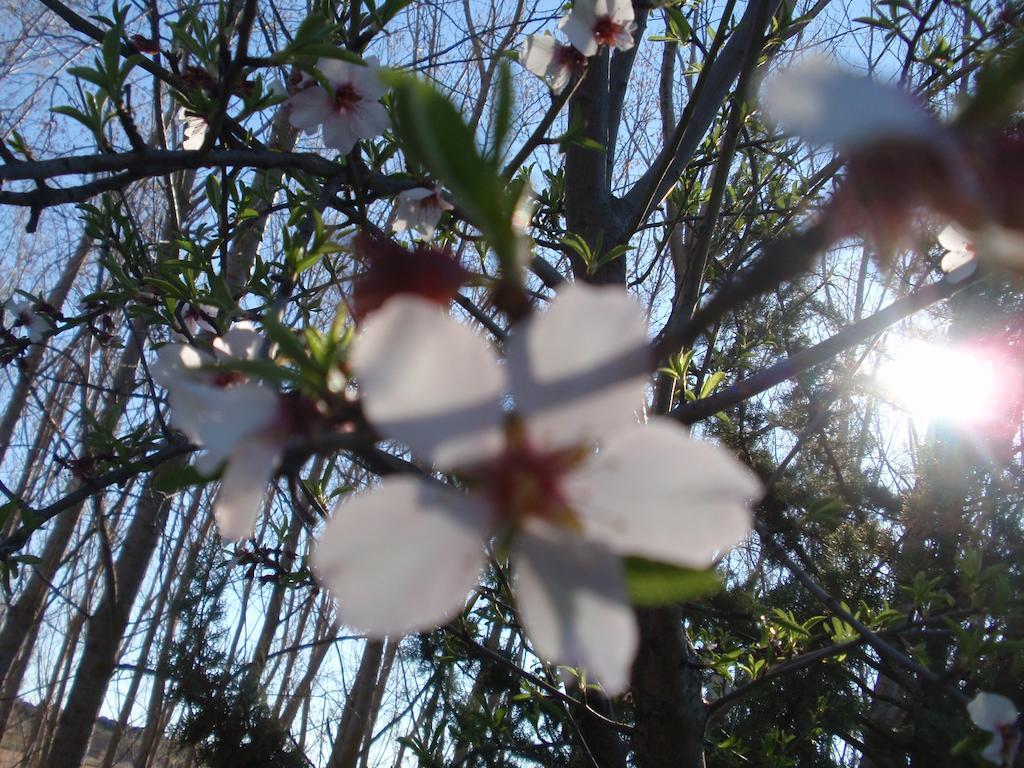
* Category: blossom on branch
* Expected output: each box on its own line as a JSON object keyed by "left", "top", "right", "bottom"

{"left": 762, "top": 59, "right": 1024, "bottom": 269}
{"left": 968, "top": 692, "right": 1021, "bottom": 766}
{"left": 287, "top": 57, "right": 390, "bottom": 154}
{"left": 390, "top": 187, "right": 454, "bottom": 239}
{"left": 153, "top": 323, "right": 290, "bottom": 541}
{"left": 3, "top": 298, "right": 51, "bottom": 343}
{"left": 558, "top": 0, "right": 636, "bottom": 57}
{"left": 520, "top": 33, "right": 584, "bottom": 94}
{"left": 313, "top": 284, "right": 761, "bottom": 693}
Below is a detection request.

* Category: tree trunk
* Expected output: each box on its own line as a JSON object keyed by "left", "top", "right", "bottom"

{"left": 42, "top": 458, "right": 180, "bottom": 768}
{"left": 327, "top": 638, "right": 385, "bottom": 768}
{"left": 97, "top": 493, "right": 203, "bottom": 768}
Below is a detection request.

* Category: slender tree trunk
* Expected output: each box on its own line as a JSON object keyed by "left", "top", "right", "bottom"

{"left": 134, "top": 516, "right": 214, "bottom": 768}
{"left": 327, "top": 639, "right": 385, "bottom": 768}
{"left": 0, "top": 341, "right": 142, "bottom": 736}
{"left": 43, "top": 457, "right": 181, "bottom": 768}
{"left": 246, "top": 508, "right": 304, "bottom": 686}
{"left": 357, "top": 638, "right": 398, "bottom": 768}
{"left": 279, "top": 612, "right": 337, "bottom": 729}
{"left": 97, "top": 493, "right": 203, "bottom": 768}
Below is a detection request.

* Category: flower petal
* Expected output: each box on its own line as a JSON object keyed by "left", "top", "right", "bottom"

{"left": 287, "top": 87, "right": 332, "bottom": 131}
{"left": 322, "top": 114, "right": 360, "bottom": 153}
{"left": 513, "top": 521, "right": 637, "bottom": 695}
{"left": 559, "top": 10, "right": 598, "bottom": 57}
{"left": 213, "top": 436, "right": 282, "bottom": 540}
{"left": 312, "top": 477, "right": 489, "bottom": 635}
{"left": 351, "top": 296, "right": 506, "bottom": 469}
{"left": 213, "top": 321, "right": 262, "bottom": 361}
{"left": 167, "top": 381, "right": 281, "bottom": 466}
{"left": 507, "top": 283, "right": 650, "bottom": 450}
{"left": 969, "top": 692, "right": 1019, "bottom": 732}
{"left": 761, "top": 58, "right": 940, "bottom": 149}
{"left": 564, "top": 420, "right": 761, "bottom": 567}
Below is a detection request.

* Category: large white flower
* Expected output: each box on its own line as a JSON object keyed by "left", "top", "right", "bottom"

{"left": 558, "top": 0, "right": 636, "bottom": 58}
{"left": 287, "top": 57, "right": 390, "bottom": 154}
{"left": 521, "top": 33, "right": 583, "bottom": 94}
{"left": 313, "top": 284, "right": 761, "bottom": 694}
{"left": 390, "top": 187, "right": 454, "bottom": 239}
{"left": 968, "top": 692, "right": 1020, "bottom": 766}
{"left": 153, "top": 322, "right": 287, "bottom": 541}
{"left": 3, "top": 298, "right": 50, "bottom": 343}
{"left": 760, "top": 58, "right": 942, "bottom": 150}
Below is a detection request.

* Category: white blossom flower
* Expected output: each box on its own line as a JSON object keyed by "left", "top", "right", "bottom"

{"left": 760, "top": 58, "right": 942, "bottom": 149}
{"left": 153, "top": 322, "right": 288, "bottom": 541}
{"left": 179, "top": 110, "right": 208, "bottom": 151}
{"left": 313, "top": 283, "right": 761, "bottom": 694}
{"left": 3, "top": 298, "right": 50, "bottom": 343}
{"left": 390, "top": 187, "right": 454, "bottom": 239}
{"left": 558, "top": 0, "right": 636, "bottom": 58}
{"left": 938, "top": 224, "right": 977, "bottom": 282}
{"left": 287, "top": 57, "right": 390, "bottom": 154}
{"left": 939, "top": 223, "right": 1024, "bottom": 277}
{"left": 968, "top": 692, "right": 1020, "bottom": 766}
{"left": 521, "top": 33, "right": 583, "bottom": 93}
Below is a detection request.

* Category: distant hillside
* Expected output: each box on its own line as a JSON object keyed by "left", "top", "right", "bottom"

{"left": 0, "top": 700, "right": 190, "bottom": 767}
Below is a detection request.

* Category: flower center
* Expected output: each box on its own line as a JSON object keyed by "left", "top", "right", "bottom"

{"left": 554, "top": 45, "right": 585, "bottom": 70}
{"left": 482, "top": 420, "right": 588, "bottom": 530}
{"left": 592, "top": 16, "right": 623, "bottom": 47}
{"left": 333, "top": 83, "right": 362, "bottom": 113}
{"left": 210, "top": 370, "right": 247, "bottom": 388}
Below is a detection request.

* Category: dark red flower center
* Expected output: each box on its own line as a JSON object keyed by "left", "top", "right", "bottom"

{"left": 350, "top": 234, "right": 469, "bottom": 322}
{"left": 481, "top": 421, "right": 588, "bottom": 529}
{"left": 210, "top": 370, "right": 247, "bottom": 388}
{"left": 334, "top": 83, "right": 362, "bottom": 112}
{"left": 593, "top": 16, "right": 622, "bottom": 47}
{"left": 554, "top": 45, "right": 586, "bottom": 70}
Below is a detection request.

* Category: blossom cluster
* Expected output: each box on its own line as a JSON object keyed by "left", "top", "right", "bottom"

{"left": 153, "top": 277, "right": 761, "bottom": 692}
{"left": 520, "top": 0, "right": 636, "bottom": 94}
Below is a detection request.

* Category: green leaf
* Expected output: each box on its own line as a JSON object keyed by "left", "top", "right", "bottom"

{"left": 624, "top": 558, "right": 721, "bottom": 606}
{"left": 153, "top": 464, "right": 211, "bottom": 493}
{"left": 387, "top": 72, "right": 519, "bottom": 272}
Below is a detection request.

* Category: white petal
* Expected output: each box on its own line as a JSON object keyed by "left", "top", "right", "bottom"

{"left": 351, "top": 101, "right": 390, "bottom": 141}
{"left": 351, "top": 58, "right": 387, "bottom": 102}
{"left": 559, "top": 11, "right": 598, "bottom": 57}
{"left": 317, "top": 57, "right": 353, "bottom": 87}
{"left": 508, "top": 283, "right": 650, "bottom": 450}
{"left": 513, "top": 521, "right": 637, "bottom": 695}
{"left": 982, "top": 737, "right": 1007, "bottom": 765}
{"left": 214, "top": 436, "right": 282, "bottom": 540}
{"left": 391, "top": 189, "right": 442, "bottom": 237}
{"left": 151, "top": 344, "right": 207, "bottom": 387}
{"left": 167, "top": 381, "right": 281, "bottom": 465}
{"left": 522, "top": 34, "right": 558, "bottom": 79}
{"left": 610, "top": 0, "right": 634, "bottom": 24}
{"left": 287, "top": 87, "right": 332, "bottom": 131}
{"left": 564, "top": 420, "right": 761, "bottom": 567}
{"left": 27, "top": 316, "right": 49, "bottom": 343}
{"left": 351, "top": 296, "right": 506, "bottom": 469}
{"left": 761, "top": 58, "right": 940, "bottom": 149}
{"left": 938, "top": 224, "right": 972, "bottom": 255}
{"left": 322, "top": 114, "right": 360, "bottom": 153}
{"left": 182, "top": 115, "right": 207, "bottom": 150}
{"left": 213, "top": 321, "right": 263, "bottom": 360}
{"left": 312, "top": 477, "right": 489, "bottom": 635}
{"left": 969, "top": 692, "right": 1019, "bottom": 732}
